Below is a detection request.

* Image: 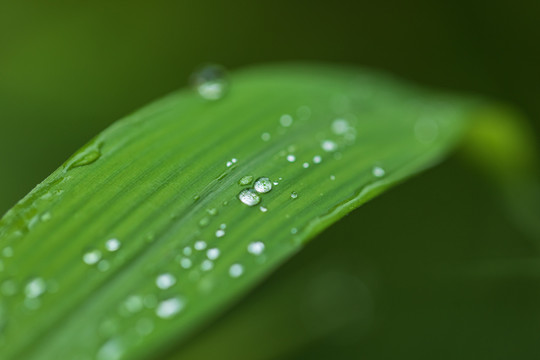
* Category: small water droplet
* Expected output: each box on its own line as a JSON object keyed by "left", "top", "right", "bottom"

{"left": 123, "top": 295, "right": 144, "bottom": 313}
{"left": 330, "top": 175, "right": 336, "bottom": 180}
{"left": 198, "top": 217, "right": 210, "bottom": 227}
{"left": 2, "top": 247, "right": 13, "bottom": 258}
{"left": 156, "top": 297, "right": 185, "bottom": 319}
{"left": 290, "top": 191, "right": 298, "bottom": 199}
{"left": 247, "top": 241, "right": 265, "bottom": 255}
{"left": 191, "top": 64, "right": 229, "bottom": 101}
{"left": 206, "top": 248, "right": 220, "bottom": 260}
{"left": 219, "top": 223, "right": 226, "bottom": 229}
{"left": 40, "top": 212, "right": 52, "bottom": 222}
{"left": 156, "top": 273, "right": 176, "bottom": 290}
{"left": 201, "top": 259, "right": 214, "bottom": 271}
{"left": 105, "top": 238, "right": 121, "bottom": 252}
{"left": 238, "top": 175, "right": 254, "bottom": 186}
{"left": 279, "top": 114, "right": 293, "bottom": 127}
{"left": 286, "top": 154, "right": 296, "bottom": 163}
{"left": 183, "top": 246, "right": 192, "bottom": 256}
{"left": 321, "top": 140, "right": 338, "bottom": 152}
{"left": 331, "top": 118, "right": 350, "bottom": 135}
{"left": 194, "top": 241, "right": 207, "bottom": 250}
{"left": 313, "top": 155, "right": 322, "bottom": 164}
{"left": 178, "top": 257, "right": 192, "bottom": 269}
{"left": 97, "top": 338, "right": 124, "bottom": 360}
{"left": 97, "top": 260, "right": 110, "bottom": 272}
{"left": 83, "top": 249, "right": 102, "bottom": 265}
{"left": 229, "top": 264, "right": 244, "bottom": 278}
{"left": 302, "top": 162, "right": 309, "bottom": 168}
{"left": 291, "top": 228, "right": 298, "bottom": 234}
{"left": 254, "top": 177, "right": 272, "bottom": 193}
{"left": 372, "top": 166, "right": 385, "bottom": 177}
{"left": 207, "top": 208, "right": 218, "bottom": 216}
{"left": 259, "top": 206, "right": 268, "bottom": 213}
{"left": 261, "top": 132, "right": 271, "bottom": 141}
{"left": 238, "top": 189, "right": 261, "bottom": 206}
{"left": 215, "top": 229, "right": 225, "bottom": 238}
{"left": 24, "top": 278, "right": 46, "bottom": 298}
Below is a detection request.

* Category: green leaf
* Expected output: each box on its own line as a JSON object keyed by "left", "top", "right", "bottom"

{"left": 0, "top": 64, "right": 478, "bottom": 359}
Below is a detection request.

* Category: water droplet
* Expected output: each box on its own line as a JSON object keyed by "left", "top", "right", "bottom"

{"left": 286, "top": 154, "right": 296, "bottom": 163}
{"left": 2, "top": 247, "right": 13, "bottom": 258}
{"left": 215, "top": 229, "right": 225, "bottom": 238}
{"left": 259, "top": 206, "right": 268, "bottom": 213}
{"left": 105, "top": 238, "right": 121, "bottom": 252}
{"left": 229, "top": 264, "right": 244, "bottom": 278}
{"left": 123, "top": 295, "right": 143, "bottom": 313}
{"left": 194, "top": 241, "right": 207, "bottom": 250}
{"left": 290, "top": 191, "right": 298, "bottom": 199}
{"left": 206, "top": 248, "right": 220, "bottom": 260}
{"left": 372, "top": 166, "right": 385, "bottom": 177}
{"left": 261, "top": 132, "right": 271, "bottom": 141}
{"left": 65, "top": 142, "right": 103, "bottom": 171}
{"left": 219, "top": 223, "right": 227, "bottom": 229}
{"left": 279, "top": 114, "right": 293, "bottom": 127}
{"left": 313, "top": 155, "right": 322, "bottom": 164}
{"left": 183, "top": 246, "right": 192, "bottom": 256}
{"left": 207, "top": 208, "right": 218, "bottom": 216}
{"left": 330, "top": 175, "right": 336, "bottom": 180}
{"left": 97, "top": 338, "right": 124, "bottom": 360}
{"left": 321, "top": 140, "right": 338, "bottom": 152}
{"left": 302, "top": 162, "right": 309, "bottom": 168}
{"left": 178, "top": 257, "right": 192, "bottom": 269}
{"left": 156, "top": 273, "right": 176, "bottom": 290}
{"left": 331, "top": 118, "right": 350, "bottom": 135}
{"left": 291, "top": 228, "right": 298, "bottom": 234}
{"left": 198, "top": 217, "right": 210, "bottom": 227}
{"left": 40, "top": 212, "right": 52, "bottom": 222}
{"left": 24, "top": 277, "right": 46, "bottom": 298}
{"left": 247, "top": 241, "right": 265, "bottom": 255}
{"left": 238, "top": 189, "right": 261, "bottom": 206}
{"left": 191, "top": 64, "right": 229, "bottom": 101}
{"left": 83, "top": 249, "right": 102, "bottom": 265}
{"left": 254, "top": 177, "right": 272, "bottom": 193}
{"left": 98, "top": 260, "right": 110, "bottom": 272}
{"left": 156, "top": 297, "right": 185, "bottom": 319}
{"left": 201, "top": 259, "right": 214, "bottom": 271}
{"left": 238, "top": 175, "right": 254, "bottom": 186}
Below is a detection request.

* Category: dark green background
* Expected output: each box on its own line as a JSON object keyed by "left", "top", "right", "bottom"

{"left": 1, "top": 1, "right": 539, "bottom": 359}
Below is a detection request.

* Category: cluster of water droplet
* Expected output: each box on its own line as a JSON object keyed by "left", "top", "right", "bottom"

{"left": 238, "top": 177, "right": 273, "bottom": 207}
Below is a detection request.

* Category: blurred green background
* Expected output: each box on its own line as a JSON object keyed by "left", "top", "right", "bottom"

{"left": 1, "top": 0, "right": 539, "bottom": 359}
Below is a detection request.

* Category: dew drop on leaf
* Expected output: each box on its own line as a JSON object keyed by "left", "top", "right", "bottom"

{"left": 238, "top": 175, "right": 254, "bottom": 186}
{"left": 247, "top": 241, "right": 265, "bottom": 255}
{"left": 229, "top": 264, "right": 244, "bottom": 278}
{"left": 238, "top": 189, "right": 261, "bottom": 206}
{"left": 83, "top": 249, "right": 102, "bottom": 265}
{"left": 105, "top": 238, "right": 121, "bottom": 252}
{"left": 155, "top": 273, "right": 176, "bottom": 290}
{"left": 254, "top": 177, "right": 272, "bottom": 193}
{"left": 156, "top": 297, "right": 185, "bottom": 319}
{"left": 190, "top": 64, "right": 229, "bottom": 101}
{"left": 24, "top": 277, "right": 46, "bottom": 298}
{"left": 372, "top": 166, "right": 386, "bottom": 177}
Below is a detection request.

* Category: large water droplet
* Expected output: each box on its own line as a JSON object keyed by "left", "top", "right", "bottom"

{"left": 105, "top": 238, "right": 121, "bottom": 252}
{"left": 83, "top": 249, "right": 102, "bottom": 265}
{"left": 65, "top": 142, "right": 103, "bottom": 171}
{"left": 372, "top": 166, "right": 385, "bottom": 177}
{"left": 206, "top": 248, "right": 220, "bottom": 260}
{"left": 238, "top": 189, "right": 261, "bottom": 206}
{"left": 24, "top": 277, "right": 46, "bottom": 298}
{"left": 156, "top": 297, "right": 185, "bottom": 319}
{"left": 191, "top": 64, "right": 229, "bottom": 101}
{"left": 247, "top": 241, "right": 265, "bottom": 255}
{"left": 229, "top": 263, "right": 244, "bottom": 278}
{"left": 156, "top": 273, "right": 176, "bottom": 290}
{"left": 254, "top": 177, "right": 272, "bottom": 193}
